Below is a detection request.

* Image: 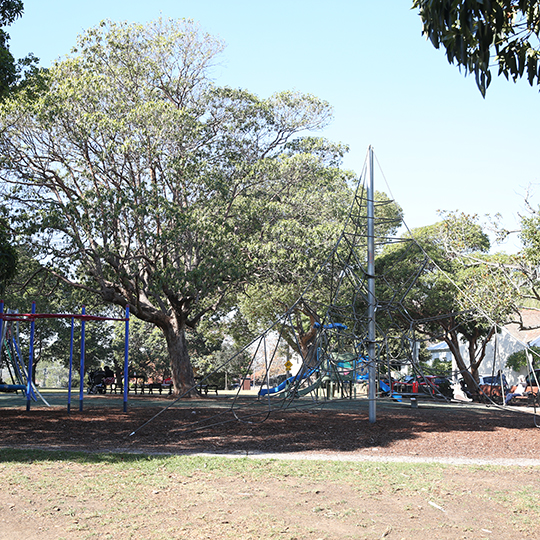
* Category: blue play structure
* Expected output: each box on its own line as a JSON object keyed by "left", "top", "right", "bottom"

{"left": 258, "top": 348, "right": 402, "bottom": 401}
{"left": 0, "top": 383, "right": 25, "bottom": 392}
{"left": 259, "top": 374, "right": 296, "bottom": 396}
{"left": 258, "top": 351, "right": 367, "bottom": 399}
{"left": 357, "top": 372, "right": 402, "bottom": 401}
{"left": 313, "top": 322, "right": 348, "bottom": 331}
{"left": 0, "top": 301, "right": 130, "bottom": 412}
{"left": 0, "top": 310, "right": 40, "bottom": 401}
{"left": 259, "top": 369, "right": 315, "bottom": 396}
{"left": 256, "top": 316, "right": 404, "bottom": 402}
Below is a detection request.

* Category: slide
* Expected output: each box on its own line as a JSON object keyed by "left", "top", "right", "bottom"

{"left": 378, "top": 379, "right": 402, "bottom": 402}
{"left": 259, "top": 376, "right": 292, "bottom": 396}
{"left": 259, "top": 369, "right": 315, "bottom": 396}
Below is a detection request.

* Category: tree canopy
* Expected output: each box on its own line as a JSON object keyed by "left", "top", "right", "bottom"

{"left": 0, "top": 0, "right": 39, "bottom": 98}
{"left": 413, "top": 0, "right": 540, "bottom": 96}
{"left": 376, "top": 213, "right": 518, "bottom": 392}
{"left": 0, "top": 215, "right": 17, "bottom": 292}
{"left": 0, "top": 19, "right": 356, "bottom": 393}
{"left": 0, "top": 0, "right": 23, "bottom": 96}
{"left": 0, "top": 1, "right": 29, "bottom": 291}
{"left": 509, "top": 202, "right": 540, "bottom": 313}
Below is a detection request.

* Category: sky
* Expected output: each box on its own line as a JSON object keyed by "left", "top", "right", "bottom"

{"left": 8, "top": 0, "right": 540, "bottom": 253}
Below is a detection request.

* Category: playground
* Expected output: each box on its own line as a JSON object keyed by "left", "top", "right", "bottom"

{"left": 1, "top": 149, "right": 540, "bottom": 539}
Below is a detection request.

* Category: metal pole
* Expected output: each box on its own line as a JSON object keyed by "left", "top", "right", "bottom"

{"left": 0, "top": 301, "right": 4, "bottom": 368}
{"left": 367, "top": 146, "right": 377, "bottom": 423}
{"left": 67, "top": 317, "right": 75, "bottom": 413}
{"left": 26, "top": 302, "right": 36, "bottom": 411}
{"left": 123, "top": 305, "right": 130, "bottom": 413}
{"left": 79, "top": 306, "right": 86, "bottom": 412}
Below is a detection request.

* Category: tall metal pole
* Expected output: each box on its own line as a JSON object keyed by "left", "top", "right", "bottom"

{"left": 123, "top": 305, "right": 130, "bottom": 413}
{"left": 367, "top": 146, "right": 377, "bottom": 423}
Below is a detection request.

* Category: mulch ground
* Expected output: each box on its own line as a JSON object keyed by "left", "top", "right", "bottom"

{"left": 1, "top": 397, "right": 539, "bottom": 461}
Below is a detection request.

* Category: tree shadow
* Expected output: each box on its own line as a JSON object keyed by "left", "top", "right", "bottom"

{"left": 0, "top": 398, "right": 537, "bottom": 461}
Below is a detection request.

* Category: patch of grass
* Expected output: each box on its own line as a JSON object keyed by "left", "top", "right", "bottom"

{"left": 484, "top": 483, "right": 540, "bottom": 530}
{"left": 0, "top": 448, "right": 522, "bottom": 499}
{"left": 2, "top": 448, "right": 540, "bottom": 539}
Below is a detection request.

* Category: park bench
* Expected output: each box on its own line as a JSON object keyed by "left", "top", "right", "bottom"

{"left": 476, "top": 384, "right": 505, "bottom": 404}
{"left": 144, "top": 382, "right": 173, "bottom": 395}
{"left": 194, "top": 376, "right": 218, "bottom": 396}
{"left": 103, "top": 377, "right": 121, "bottom": 394}
{"left": 507, "top": 385, "right": 538, "bottom": 406}
{"left": 196, "top": 383, "right": 218, "bottom": 396}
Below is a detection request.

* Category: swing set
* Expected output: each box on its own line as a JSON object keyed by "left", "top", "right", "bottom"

{"left": 0, "top": 301, "right": 130, "bottom": 412}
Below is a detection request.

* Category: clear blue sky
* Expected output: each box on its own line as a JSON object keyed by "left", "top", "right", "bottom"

{"left": 8, "top": 0, "right": 540, "bottom": 253}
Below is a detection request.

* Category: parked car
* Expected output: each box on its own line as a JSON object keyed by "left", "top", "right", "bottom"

{"left": 479, "top": 374, "right": 508, "bottom": 388}
{"left": 393, "top": 375, "right": 452, "bottom": 398}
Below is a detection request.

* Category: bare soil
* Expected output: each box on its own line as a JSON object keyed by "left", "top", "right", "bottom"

{"left": 1, "top": 398, "right": 540, "bottom": 539}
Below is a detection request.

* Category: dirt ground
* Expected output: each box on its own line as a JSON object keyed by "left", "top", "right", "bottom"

{"left": 1, "top": 397, "right": 540, "bottom": 539}
{"left": 1, "top": 397, "right": 539, "bottom": 461}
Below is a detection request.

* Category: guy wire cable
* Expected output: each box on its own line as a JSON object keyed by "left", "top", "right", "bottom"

{"left": 374, "top": 151, "right": 540, "bottom": 425}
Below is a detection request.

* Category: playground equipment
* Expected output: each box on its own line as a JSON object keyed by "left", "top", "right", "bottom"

{"left": 242, "top": 147, "right": 461, "bottom": 414}
{"left": 129, "top": 146, "right": 539, "bottom": 438}
{"left": 0, "top": 307, "right": 47, "bottom": 405}
{"left": 148, "top": 149, "right": 438, "bottom": 418}
{"left": 259, "top": 368, "right": 317, "bottom": 396}
{"left": 0, "top": 301, "right": 130, "bottom": 412}
{"left": 0, "top": 317, "right": 27, "bottom": 393}
{"left": 258, "top": 346, "right": 403, "bottom": 401}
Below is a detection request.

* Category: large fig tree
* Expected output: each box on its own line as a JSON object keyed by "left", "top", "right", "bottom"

{"left": 0, "top": 19, "right": 342, "bottom": 394}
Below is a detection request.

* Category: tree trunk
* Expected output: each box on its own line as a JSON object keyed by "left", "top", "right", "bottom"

{"left": 445, "top": 335, "right": 478, "bottom": 397}
{"left": 468, "top": 327, "right": 495, "bottom": 384}
{"left": 161, "top": 323, "right": 196, "bottom": 396}
{"left": 296, "top": 309, "right": 319, "bottom": 368}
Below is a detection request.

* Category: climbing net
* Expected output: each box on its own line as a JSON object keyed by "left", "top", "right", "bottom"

{"left": 131, "top": 149, "right": 457, "bottom": 436}
{"left": 132, "top": 148, "right": 540, "bottom": 436}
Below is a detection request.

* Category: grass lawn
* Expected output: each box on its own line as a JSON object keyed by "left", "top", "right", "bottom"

{"left": 1, "top": 448, "right": 539, "bottom": 539}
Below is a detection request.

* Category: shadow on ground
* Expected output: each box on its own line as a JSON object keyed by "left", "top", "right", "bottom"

{"left": 1, "top": 392, "right": 538, "bottom": 459}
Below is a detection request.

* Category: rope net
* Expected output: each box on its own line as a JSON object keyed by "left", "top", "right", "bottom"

{"left": 131, "top": 149, "right": 540, "bottom": 435}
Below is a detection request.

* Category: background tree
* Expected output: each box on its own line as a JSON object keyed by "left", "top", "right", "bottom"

{"left": 376, "top": 213, "right": 518, "bottom": 393}
{"left": 191, "top": 337, "right": 251, "bottom": 389}
{"left": 506, "top": 345, "right": 540, "bottom": 370}
{"left": 0, "top": 215, "right": 16, "bottom": 293}
{"left": 0, "top": 0, "right": 40, "bottom": 293}
{"left": 519, "top": 199, "right": 540, "bottom": 279}
{"left": 413, "top": 0, "right": 540, "bottom": 96}
{"left": 1, "top": 248, "right": 116, "bottom": 386}
{"left": 0, "top": 0, "right": 39, "bottom": 98}
{"left": 502, "top": 198, "right": 540, "bottom": 325}
{"left": 0, "top": 19, "right": 342, "bottom": 394}
{"left": 238, "top": 162, "right": 403, "bottom": 367}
